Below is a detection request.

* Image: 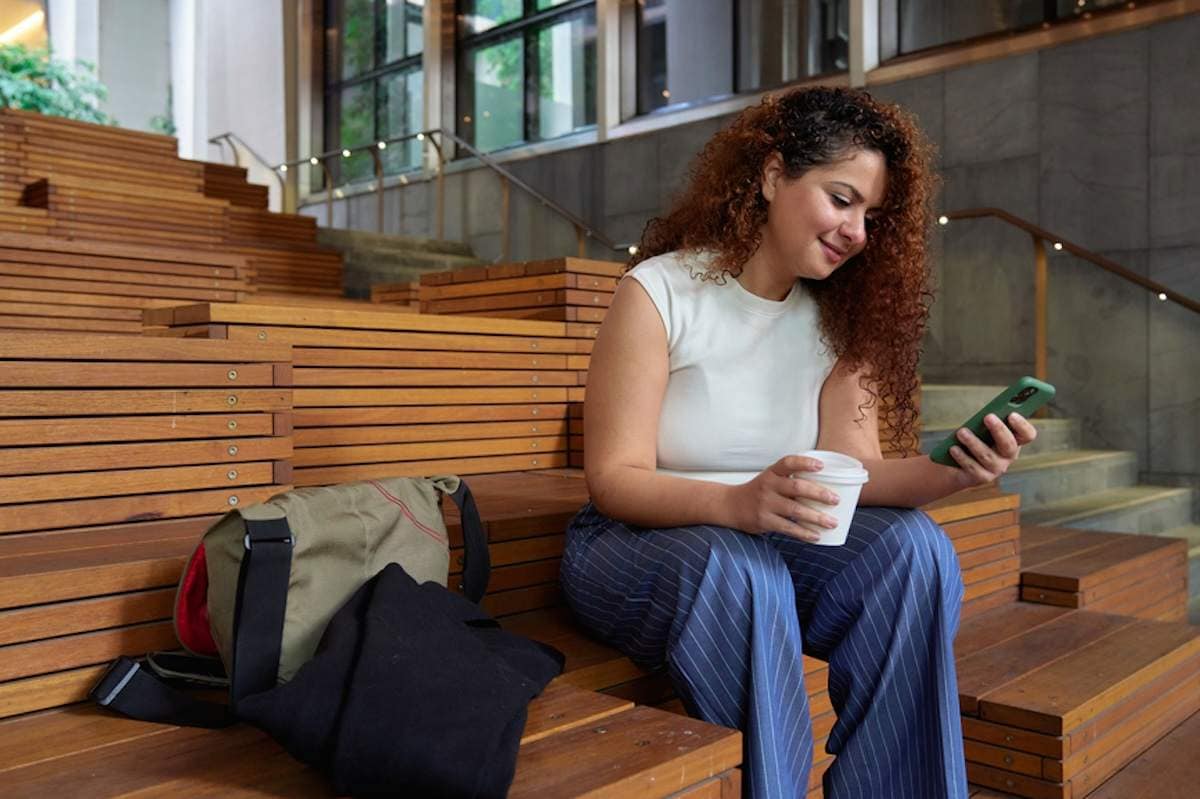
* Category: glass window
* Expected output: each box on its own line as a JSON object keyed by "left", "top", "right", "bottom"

{"left": 891, "top": 0, "right": 1127, "bottom": 55}
{"left": 457, "top": 1, "right": 596, "bottom": 153}
{"left": 323, "top": 0, "right": 425, "bottom": 187}
{"left": 636, "top": 0, "right": 733, "bottom": 115}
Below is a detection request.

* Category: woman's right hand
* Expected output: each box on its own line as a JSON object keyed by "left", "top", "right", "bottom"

{"left": 729, "top": 455, "right": 842, "bottom": 542}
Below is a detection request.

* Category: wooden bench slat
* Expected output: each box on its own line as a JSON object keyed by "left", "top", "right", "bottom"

{"left": 295, "top": 419, "right": 567, "bottom": 447}
{"left": 295, "top": 404, "right": 566, "bottom": 427}
{"left": 0, "top": 588, "right": 175, "bottom": 646}
{"left": 292, "top": 347, "right": 569, "bottom": 369}
{"left": 0, "top": 461, "right": 280, "bottom": 504}
{"left": 293, "top": 367, "right": 580, "bottom": 387}
{"left": 0, "top": 414, "right": 279, "bottom": 447}
{"left": 0, "top": 438, "right": 292, "bottom": 477}
{"left": 0, "top": 362, "right": 278, "bottom": 388}
{"left": 294, "top": 454, "right": 567, "bottom": 485}
{"left": 214, "top": 322, "right": 585, "bottom": 353}
{"left": 0, "top": 389, "right": 291, "bottom": 417}
{"left": 292, "top": 436, "right": 563, "bottom": 468}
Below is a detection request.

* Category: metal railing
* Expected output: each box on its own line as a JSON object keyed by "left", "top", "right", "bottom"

{"left": 938, "top": 207, "right": 1199, "bottom": 386}
{"left": 211, "top": 128, "right": 630, "bottom": 260}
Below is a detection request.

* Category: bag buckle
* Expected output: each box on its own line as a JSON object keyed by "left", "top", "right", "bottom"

{"left": 91, "top": 656, "right": 141, "bottom": 707}
{"left": 243, "top": 531, "right": 294, "bottom": 550}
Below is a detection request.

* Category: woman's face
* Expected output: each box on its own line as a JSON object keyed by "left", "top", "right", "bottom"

{"left": 760, "top": 147, "right": 888, "bottom": 281}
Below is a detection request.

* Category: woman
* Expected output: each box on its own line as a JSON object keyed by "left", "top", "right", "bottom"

{"left": 561, "top": 87, "right": 1036, "bottom": 798}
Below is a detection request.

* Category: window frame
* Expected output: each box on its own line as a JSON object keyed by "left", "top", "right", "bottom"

{"left": 455, "top": 0, "right": 598, "bottom": 153}
{"left": 322, "top": 0, "right": 426, "bottom": 186}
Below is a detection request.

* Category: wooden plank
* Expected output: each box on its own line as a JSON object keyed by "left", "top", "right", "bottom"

{"left": 294, "top": 453, "right": 566, "bottom": 486}
{"left": 423, "top": 289, "right": 612, "bottom": 315}
{"left": 0, "top": 589, "right": 175, "bottom": 646}
{"left": 295, "top": 420, "right": 567, "bottom": 447}
{"left": 217, "top": 323, "right": 583, "bottom": 354}
{"left": 0, "top": 437, "right": 292, "bottom": 477}
{"left": 0, "top": 484, "right": 286, "bottom": 535}
{"left": 421, "top": 272, "right": 619, "bottom": 300}
{"left": 0, "top": 665, "right": 109, "bottom": 720}
{"left": 1086, "top": 709, "right": 1200, "bottom": 799}
{"left": 0, "top": 332, "right": 284, "bottom": 362}
{"left": 292, "top": 367, "right": 579, "bottom": 387}
{"left": 292, "top": 436, "right": 564, "bottom": 468}
{"left": 1022, "top": 534, "right": 1187, "bottom": 592}
{"left": 0, "top": 705, "right": 178, "bottom": 772}
{"left": 520, "top": 678, "right": 633, "bottom": 744}
{"left": 292, "top": 347, "right": 568, "bottom": 369}
{"left": 507, "top": 706, "right": 742, "bottom": 799}
{"left": 956, "top": 611, "right": 1136, "bottom": 715}
{"left": 0, "top": 621, "right": 178, "bottom": 682}
{"left": 292, "top": 387, "right": 568, "bottom": 407}
{"left": 0, "top": 461, "right": 279, "bottom": 504}
{"left": 0, "top": 389, "right": 291, "bottom": 417}
{"left": 295, "top": 404, "right": 567, "bottom": 428}
{"left": 979, "top": 620, "right": 1200, "bottom": 734}
{"left": 166, "top": 302, "right": 568, "bottom": 337}
{"left": 955, "top": 603, "right": 1074, "bottom": 661}
{"left": 0, "top": 362, "right": 277, "bottom": 388}
{"left": 0, "top": 413, "right": 278, "bottom": 446}
{"left": 0, "top": 274, "right": 237, "bottom": 303}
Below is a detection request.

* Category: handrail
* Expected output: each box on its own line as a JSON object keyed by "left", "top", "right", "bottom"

{"left": 207, "top": 132, "right": 287, "bottom": 199}
{"left": 209, "top": 127, "right": 630, "bottom": 258}
{"left": 940, "top": 206, "right": 1199, "bottom": 389}
{"left": 943, "top": 208, "right": 1200, "bottom": 315}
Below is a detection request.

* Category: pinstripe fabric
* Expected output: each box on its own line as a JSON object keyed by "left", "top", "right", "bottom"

{"left": 560, "top": 503, "right": 967, "bottom": 799}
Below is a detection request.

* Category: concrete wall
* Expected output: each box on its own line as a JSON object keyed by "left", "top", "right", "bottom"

{"left": 97, "top": 0, "right": 171, "bottom": 131}
{"left": 300, "top": 14, "right": 1200, "bottom": 485}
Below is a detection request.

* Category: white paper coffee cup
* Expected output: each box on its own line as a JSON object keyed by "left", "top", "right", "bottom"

{"left": 792, "top": 450, "right": 869, "bottom": 546}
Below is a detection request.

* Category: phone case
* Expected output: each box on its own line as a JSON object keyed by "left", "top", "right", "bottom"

{"left": 929, "top": 376, "right": 1056, "bottom": 468}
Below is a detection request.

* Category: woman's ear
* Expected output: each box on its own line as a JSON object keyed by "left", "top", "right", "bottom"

{"left": 761, "top": 152, "right": 784, "bottom": 204}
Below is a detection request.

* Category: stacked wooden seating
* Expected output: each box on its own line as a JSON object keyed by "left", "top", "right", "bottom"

{"left": 0, "top": 678, "right": 743, "bottom": 798}
{"left": 0, "top": 108, "right": 341, "bottom": 298}
{"left": 0, "top": 332, "right": 293, "bottom": 720}
{"left": 956, "top": 602, "right": 1200, "bottom": 798}
{"left": 0, "top": 232, "right": 252, "bottom": 335}
{"left": 417, "top": 257, "right": 622, "bottom": 322}
{"left": 1019, "top": 526, "right": 1189, "bottom": 621}
{"left": 21, "top": 175, "right": 228, "bottom": 250}
{"left": 370, "top": 279, "right": 421, "bottom": 309}
{"left": 198, "top": 161, "right": 269, "bottom": 209}
{"left": 145, "top": 302, "right": 584, "bottom": 484}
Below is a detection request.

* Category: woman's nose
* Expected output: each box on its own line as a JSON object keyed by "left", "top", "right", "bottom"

{"left": 840, "top": 214, "right": 867, "bottom": 248}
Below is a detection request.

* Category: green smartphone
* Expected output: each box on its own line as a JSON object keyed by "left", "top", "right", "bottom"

{"left": 929, "top": 376, "right": 1056, "bottom": 468}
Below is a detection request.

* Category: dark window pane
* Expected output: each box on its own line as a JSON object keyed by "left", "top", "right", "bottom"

{"left": 380, "top": 69, "right": 424, "bottom": 171}
{"left": 386, "top": 0, "right": 424, "bottom": 61}
{"left": 638, "top": 0, "right": 733, "bottom": 114}
{"left": 535, "top": 0, "right": 573, "bottom": 9}
{"left": 463, "top": 37, "right": 524, "bottom": 150}
{"left": 459, "top": 0, "right": 522, "bottom": 35}
{"left": 532, "top": 10, "right": 596, "bottom": 140}
{"left": 339, "top": 0, "right": 375, "bottom": 80}
{"left": 340, "top": 82, "right": 375, "bottom": 182}
{"left": 899, "top": 0, "right": 1042, "bottom": 54}
{"left": 736, "top": 0, "right": 847, "bottom": 91}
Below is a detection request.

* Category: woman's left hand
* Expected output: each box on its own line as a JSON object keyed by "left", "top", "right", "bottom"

{"left": 949, "top": 412, "right": 1038, "bottom": 487}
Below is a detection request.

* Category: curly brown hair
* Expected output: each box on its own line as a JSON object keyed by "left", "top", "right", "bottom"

{"left": 629, "top": 86, "right": 938, "bottom": 456}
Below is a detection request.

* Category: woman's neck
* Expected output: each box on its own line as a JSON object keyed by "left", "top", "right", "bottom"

{"left": 737, "top": 243, "right": 793, "bottom": 301}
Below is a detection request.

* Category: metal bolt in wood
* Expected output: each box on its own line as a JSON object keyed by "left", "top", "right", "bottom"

{"left": 227, "top": 370, "right": 238, "bottom": 381}
{"left": 227, "top": 395, "right": 238, "bottom": 406}
{"left": 227, "top": 445, "right": 239, "bottom": 456}
{"left": 227, "top": 469, "right": 238, "bottom": 480}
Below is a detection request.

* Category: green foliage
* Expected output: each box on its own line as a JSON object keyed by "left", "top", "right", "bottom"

{"left": 0, "top": 43, "right": 112, "bottom": 124}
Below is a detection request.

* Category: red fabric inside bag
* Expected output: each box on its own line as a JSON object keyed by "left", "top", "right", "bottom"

{"left": 175, "top": 542, "right": 219, "bottom": 656}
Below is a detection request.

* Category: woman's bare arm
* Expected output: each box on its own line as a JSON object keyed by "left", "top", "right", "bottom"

{"left": 583, "top": 279, "right": 739, "bottom": 528}
{"left": 814, "top": 362, "right": 969, "bottom": 508}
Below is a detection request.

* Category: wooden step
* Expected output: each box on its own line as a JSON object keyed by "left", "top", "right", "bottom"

{"left": 0, "top": 678, "right": 742, "bottom": 799}
{"left": 1020, "top": 526, "right": 1189, "bottom": 621}
{"left": 956, "top": 603, "right": 1200, "bottom": 799}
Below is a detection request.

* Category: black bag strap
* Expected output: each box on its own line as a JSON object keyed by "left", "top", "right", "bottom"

{"left": 92, "top": 477, "right": 487, "bottom": 725}
{"left": 450, "top": 479, "right": 489, "bottom": 603}
{"left": 91, "top": 516, "right": 295, "bottom": 726}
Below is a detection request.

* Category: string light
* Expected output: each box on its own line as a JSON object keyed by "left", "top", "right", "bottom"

{"left": 1053, "top": 242, "right": 1063, "bottom": 251}
{"left": 937, "top": 215, "right": 949, "bottom": 225}
{"left": 1158, "top": 293, "right": 1168, "bottom": 301}
{"left": 277, "top": 164, "right": 288, "bottom": 173}
{"left": 309, "top": 156, "right": 319, "bottom": 165}
{"left": 377, "top": 141, "right": 387, "bottom": 150}
{"left": 416, "top": 133, "right": 426, "bottom": 141}
{"left": 628, "top": 245, "right": 639, "bottom": 255}
{"left": 341, "top": 149, "right": 352, "bottom": 158}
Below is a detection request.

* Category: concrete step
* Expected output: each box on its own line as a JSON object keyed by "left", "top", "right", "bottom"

{"left": 920, "top": 417, "right": 1080, "bottom": 457}
{"left": 1000, "top": 449, "right": 1139, "bottom": 512}
{"left": 919, "top": 384, "right": 1008, "bottom": 424}
{"left": 1020, "top": 484, "right": 1195, "bottom": 535}
{"left": 316, "top": 227, "right": 476, "bottom": 258}
{"left": 1153, "top": 524, "right": 1200, "bottom": 606}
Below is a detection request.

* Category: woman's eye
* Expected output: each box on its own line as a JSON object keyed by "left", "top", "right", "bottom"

{"left": 830, "top": 194, "right": 850, "bottom": 207}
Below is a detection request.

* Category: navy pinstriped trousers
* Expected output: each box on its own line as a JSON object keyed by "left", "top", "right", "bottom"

{"left": 560, "top": 503, "right": 968, "bottom": 799}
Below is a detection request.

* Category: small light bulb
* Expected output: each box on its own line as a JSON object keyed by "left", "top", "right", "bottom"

{"left": 1158, "top": 292, "right": 1168, "bottom": 301}
{"left": 937, "top": 215, "right": 949, "bottom": 225}
{"left": 400, "top": 175, "right": 409, "bottom": 185}
{"left": 463, "top": 115, "right": 472, "bottom": 123}
{"left": 342, "top": 149, "right": 352, "bottom": 158}
{"left": 377, "top": 141, "right": 387, "bottom": 150}
{"left": 309, "top": 156, "right": 319, "bottom": 165}
{"left": 662, "top": 89, "right": 671, "bottom": 99}
{"left": 278, "top": 164, "right": 288, "bottom": 173}
{"left": 334, "top": 189, "right": 344, "bottom": 198}
{"left": 416, "top": 133, "right": 425, "bottom": 141}
{"left": 1053, "top": 242, "right": 1063, "bottom": 251}
{"left": 628, "top": 245, "right": 639, "bottom": 255}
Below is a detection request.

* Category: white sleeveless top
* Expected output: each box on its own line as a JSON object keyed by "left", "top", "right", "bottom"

{"left": 628, "top": 250, "right": 837, "bottom": 485}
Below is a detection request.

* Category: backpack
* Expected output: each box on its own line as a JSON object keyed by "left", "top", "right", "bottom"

{"left": 92, "top": 475, "right": 564, "bottom": 797}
